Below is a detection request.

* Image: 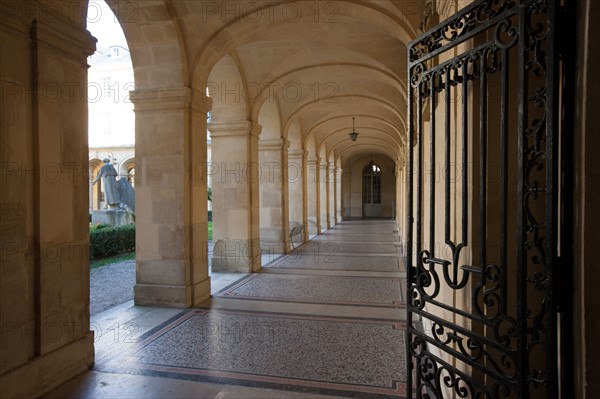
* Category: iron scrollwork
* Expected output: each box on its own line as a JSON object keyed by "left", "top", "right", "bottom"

{"left": 409, "top": 0, "right": 517, "bottom": 64}
{"left": 407, "top": 0, "right": 558, "bottom": 397}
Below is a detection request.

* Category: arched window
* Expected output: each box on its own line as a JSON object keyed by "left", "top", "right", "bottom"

{"left": 127, "top": 165, "right": 136, "bottom": 187}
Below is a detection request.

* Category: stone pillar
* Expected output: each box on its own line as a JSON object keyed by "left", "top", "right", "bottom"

{"left": 288, "top": 149, "right": 307, "bottom": 242}
{"left": 328, "top": 162, "right": 336, "bottom": 227}
{"left": 131, "top": 88, "right": 211, "bottom": 308}
{"left": 259, "top": 139, "right": 290, "bottom": 254}
{"left": 342, "top": 168, "right": 351, "bottom": 218}
{"left": 0, "top": 4, "right": 96, "bottom": 397}
{"left": 305, "top": 156, "right": 321, "bottom": 236}
{"left": 319, "top": 160, "right": 328, "bottom": 232}
{"left": 336, "top": 167, "right": 343, "bottom": 223}
{"left": 396, "top": 157, "right": 406, "bottom": 236}
{"left": 209, "top": 121, "right": 261, "bottom": 272}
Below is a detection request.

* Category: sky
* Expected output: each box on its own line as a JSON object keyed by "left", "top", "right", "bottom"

{"left": 86, "top": 0, "right": 128, "bottom": 50}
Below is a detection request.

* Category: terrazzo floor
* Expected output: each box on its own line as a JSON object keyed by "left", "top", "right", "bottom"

{"left": 267, "top": 253, "right": 401, "bottom": 271}
{"left": 47, "top": 219, "right": 408, "bottom": 399}
{"left": 215, "top": 274, "right": 404, "bottom": 307}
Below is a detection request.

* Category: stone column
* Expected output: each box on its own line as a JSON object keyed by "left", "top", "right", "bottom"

{"left": 131, "top": 88, "right": 211, "bottom": 308}
{"left": 342, "top": 168, "right": 352, "bottom": 218}
{"left": 209, "top": 121, "right": 261, "bottom": 272}
{"left": 319, "top": 160, "right": 328, "bottom": 232}
{"left": 328, "top": 162, "right": 336, "bottom": 228}
{"left": 336, "top": 167, "right": 343, "bottom": 223}
{"left": 0, "top": 5, "right": 96, "bottom": 397}
{"left": 259, "top": 139, "right": 290, "bottom": 255}
{"left": 305, "top": 156, "right": 321, "bottom": 235}
{"left": 288, "top": 149, "right": 307, "bottom": 242}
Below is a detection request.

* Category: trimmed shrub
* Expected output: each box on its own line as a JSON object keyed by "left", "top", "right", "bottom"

{"left": 208, "top": 210, "right": 212, "bottom": 222}
{"left": 90, "top": 223, "right": 111, "bottom": 231}
{"left": 90, "top": 224, "right": 135, "bottom": 260}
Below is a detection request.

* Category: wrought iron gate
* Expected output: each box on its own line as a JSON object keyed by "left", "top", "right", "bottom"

{"left": 406, "top": 0, "right": 566, "bottom": 397}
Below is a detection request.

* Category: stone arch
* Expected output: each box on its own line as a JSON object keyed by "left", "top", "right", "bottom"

{"left": 119, "top": 156, "right": 136, "bottom": 186}
{"left": 258, "top": 99, "right": 282, "bottom": 140}
{"left": 345, "top": 153, "right": 397, "bottom": 218}
{"left": 104, "top": 0, "right": 189, "bottom": 89}
{"left": 206, "top": 54, "right": 249, "bottom": 123}
{"left": 247, "top": 62, "right": 408, "bottom": 124}
{"left": 89, "top": 1, "right": 210, "bottom": 308}
{"left": 308, "top": 115, "right": 405, "bottom": 149}
{"left": 190, "top": 0, "right": 416, "bottom": 84}
{"left": 297, "top": 96, "right": 405, "bottom": 148}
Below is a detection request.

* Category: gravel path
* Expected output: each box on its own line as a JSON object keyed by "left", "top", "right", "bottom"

{"left": 90, "top": 260, "right": 135, "bottom": 316}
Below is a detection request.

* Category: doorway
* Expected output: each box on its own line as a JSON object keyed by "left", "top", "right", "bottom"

{"left": 362, "top": 162, "right": 382, "bottom": 217}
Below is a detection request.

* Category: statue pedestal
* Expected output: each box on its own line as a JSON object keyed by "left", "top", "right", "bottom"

{"left": 91, "top": 209, "right": 134, "bottom": 227}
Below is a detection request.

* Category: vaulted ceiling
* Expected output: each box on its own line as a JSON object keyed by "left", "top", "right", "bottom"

{"left": 105, "top": 0, "right": 428, "bottom": 164}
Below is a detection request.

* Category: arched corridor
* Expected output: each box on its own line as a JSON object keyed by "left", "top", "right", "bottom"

{"left": 48, "top": 219, "right": 406, "bottom": 398}
{"left": 1, "top": 0, "right": 599, "bottom": 398}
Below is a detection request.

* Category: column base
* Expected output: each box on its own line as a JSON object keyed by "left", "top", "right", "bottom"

{"left": 134, "top": 278, "right": 210, "bottom": 307}
{"left": 0, "top": 333, "right": 94, "bottom": 399}
{"left": 211, "top": 256, "right": 255, "bottom": 273}
{"left": 308, "top": 218, "right": 320, "bottom": 235}
{"left": 211, "top": 239, "right": 260, "bottom": 272}
{"left": 260, "top": 242, "right": 286, "bottom": 254}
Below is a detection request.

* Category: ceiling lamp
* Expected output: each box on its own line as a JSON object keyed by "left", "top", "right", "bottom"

{"left": 348, "top": 117, "right": 359, "bottom": 141}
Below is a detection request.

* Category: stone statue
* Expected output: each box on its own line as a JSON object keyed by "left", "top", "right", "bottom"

{"left": 116, "top": 177, "right": 135, "bottom": 213}
{"left": 92, "top": 158, "right": 136, "bottom": 216}
{"left": 92, "top": 158, "right": 120, "bottom": 209}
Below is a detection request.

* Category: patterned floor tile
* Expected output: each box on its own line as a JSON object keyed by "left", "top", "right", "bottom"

{"left": 297, "top": 241, "right": 398, "bottom": 255}
{"left": 97, "top": 309, "right": 407, "bottom": 398}
{"left": 215, "top": 274, "right": 403, "bottom": 307}
{"left": 313, "top": 235, "right": 399, "bottom": 242}
{"left": 267, "top": 253, "right": 401, "bottom": 272}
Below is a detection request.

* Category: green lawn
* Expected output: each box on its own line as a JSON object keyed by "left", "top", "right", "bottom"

{"left": 90, "top": 222, "right": 212, "bottom": 269}
{"left": 90, "top": 251, "right": 135, "bottom": 269}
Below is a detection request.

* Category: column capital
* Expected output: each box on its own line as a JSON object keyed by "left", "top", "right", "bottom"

{"left": 306, "top": 155, "right": 320, "bottom": 164}
{"left": 193, "top": 91, "right": 213, "bottom": 113}
{"left": 259, "top": 138, "right": 290, "bottom": 151}
{"left": 288, "top": 149, "right": 306, "bottom": 159}
{"left": 208, "top": 121, "right": 262, "bottom": 138}
{"left": 131, "top": 87, "right": 211, "bottom": 113}
{"left": 15, "top": 4, "right": 96, "bottom": 62}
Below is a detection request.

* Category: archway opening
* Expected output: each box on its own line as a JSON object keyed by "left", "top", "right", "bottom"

{"left": 86, "top": 0, "right": 137, "bottom": 319}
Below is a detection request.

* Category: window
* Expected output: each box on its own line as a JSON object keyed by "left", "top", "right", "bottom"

{"left": 101, "top": 77, "right": 112, "bottom": 98}
{"left": 363, "top": 162, "right": 381, "bottom": 204}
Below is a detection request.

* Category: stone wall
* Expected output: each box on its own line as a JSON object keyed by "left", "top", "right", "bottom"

{"left": 0, "top": 1, "right": 96, "bottom": 397}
